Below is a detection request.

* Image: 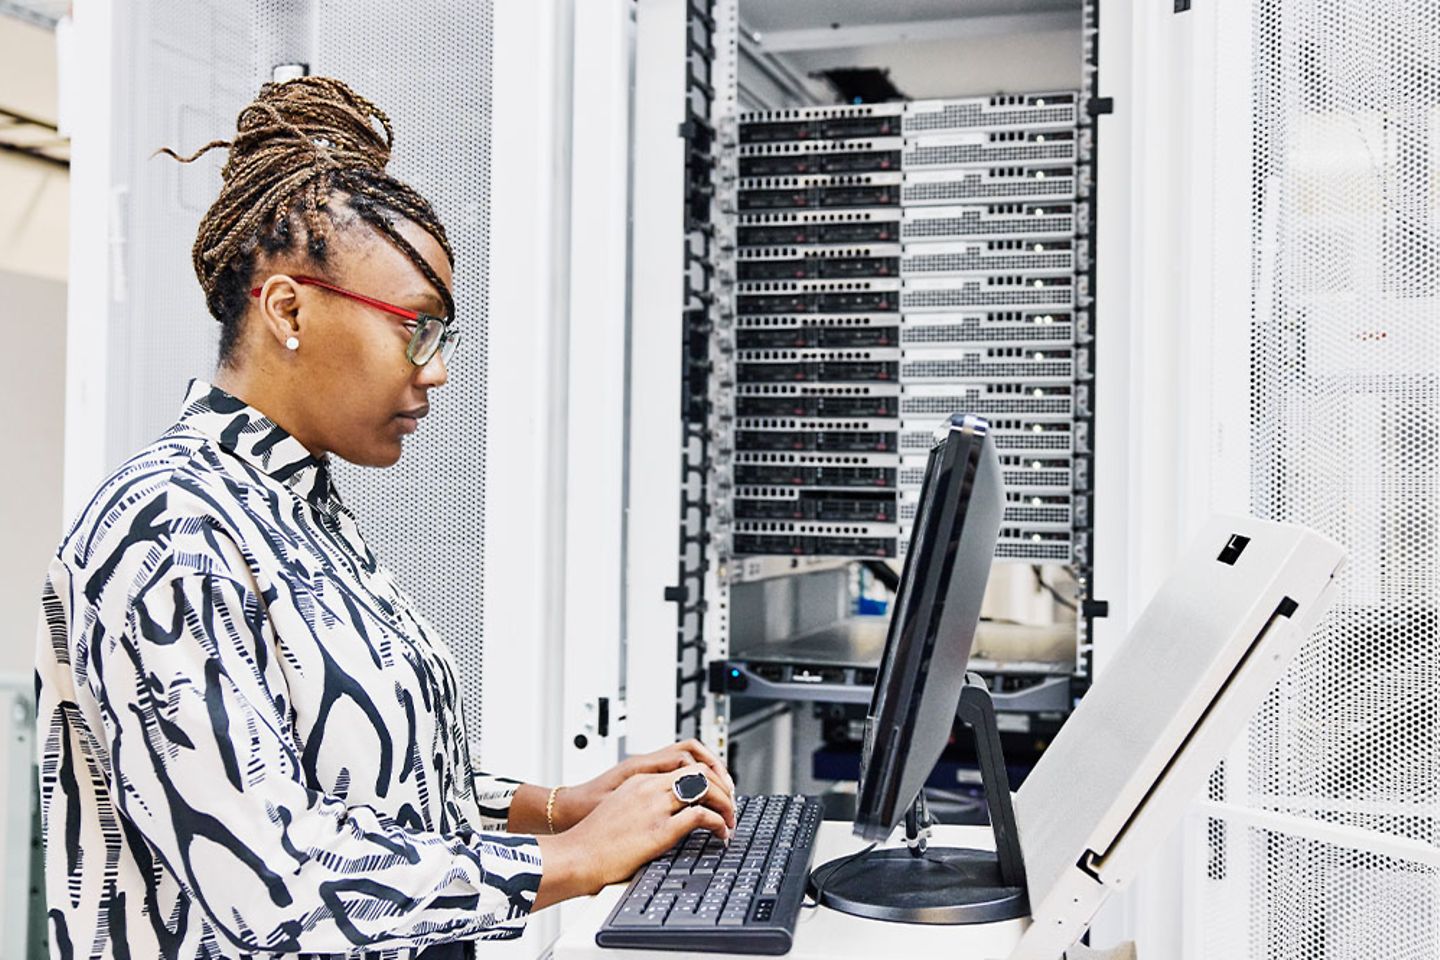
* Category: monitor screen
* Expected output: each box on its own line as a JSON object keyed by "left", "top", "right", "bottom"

{"left": 853, "top": 413, "right": 1005, "bottom": 841}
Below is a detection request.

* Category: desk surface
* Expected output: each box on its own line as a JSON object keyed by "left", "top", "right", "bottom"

{"left": 552, "top": 821, "right": 1029, "bottom": 960}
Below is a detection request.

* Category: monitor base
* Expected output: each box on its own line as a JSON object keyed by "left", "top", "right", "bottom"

{"left": 808, "top": 846, "right": 1029, "bottom": 924}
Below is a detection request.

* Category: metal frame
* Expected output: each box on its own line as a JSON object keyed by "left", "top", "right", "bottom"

{"left": 62, "top": 0, "right": 114, "bottom": 521}
{"left": 751, "top": 11, "right": 1084, "bottom": 54}
{"left": 735, "top": 18, "right": 830, "bottom": 111}
{"left": 0, "top": 0, "right": 65, "bottom": 29}
{"left": 719, "top": 662, "right": 1072, "bottom": 713}
{"left": 0, "top": 675, "right": 36, "bottom": 959}
{"left": 696, "top": 0, "right": 738, "bottom": 755}
{"left": 1073, "top": 0, "right": 1103, "bottom": 689}
{"left": 0, "top": 107, "right": 69, "bottom": 167}
{"left": 624, "top": 0, "right": 693, "bottom": 754}
{"left": 482, "top": 0, "right": 572, "bottom": 807}
{"left": 559, "top": 0, "right": 635, "bottom": 785}
{"left": 668, "top": 0, "right": 727, "bottom": 743}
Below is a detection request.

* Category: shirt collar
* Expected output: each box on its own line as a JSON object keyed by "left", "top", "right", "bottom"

{"left": 177, "top": 379, "right": 341, "bottom": 509}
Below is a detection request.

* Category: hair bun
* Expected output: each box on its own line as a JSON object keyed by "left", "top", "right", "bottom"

{"left": 228, "top": 76, "right": 394, "bottom": 179}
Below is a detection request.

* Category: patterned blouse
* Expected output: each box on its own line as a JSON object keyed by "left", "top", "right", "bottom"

{"left": 36, "top": 381, "right": 543, "bottom": 960}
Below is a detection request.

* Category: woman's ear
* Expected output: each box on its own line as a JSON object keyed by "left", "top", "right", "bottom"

{"left": 252, "top": 275, "right": 304, "bottom": 350}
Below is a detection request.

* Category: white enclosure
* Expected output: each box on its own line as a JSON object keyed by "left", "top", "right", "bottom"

{"left": 1187, "top": 0, "right": 1440, "bottom": 956}
{"left": 1098, "top": 0, "right": 1440, "bottom": 956}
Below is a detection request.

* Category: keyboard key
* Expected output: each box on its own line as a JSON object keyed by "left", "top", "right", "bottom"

{"left": 614, "top": 897, "right": 648, "bottom": 919}
{"left": 598, "top": 795, "right": 823, "bottom": 951}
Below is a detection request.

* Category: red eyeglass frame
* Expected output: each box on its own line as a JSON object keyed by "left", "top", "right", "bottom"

{"left": 249, "top": 275, "right": 448, "bottom": 327}
{"left": 250, "top": 275, "right": 458, "bottom": 366}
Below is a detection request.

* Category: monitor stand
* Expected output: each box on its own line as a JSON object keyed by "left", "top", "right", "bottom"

{"left": 807, "top": 673, "right": 1030, "bottom": 924}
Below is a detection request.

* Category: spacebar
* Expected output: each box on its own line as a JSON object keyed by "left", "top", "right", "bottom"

{"left": 597, "top": 926, "right": 793, "bottom": 954}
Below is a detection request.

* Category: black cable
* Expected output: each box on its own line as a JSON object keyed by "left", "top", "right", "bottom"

{"left": 802, "top": 842, "right": 877, "bottom": 910}
{"left": 861, "top": 560, "right": 899, "bottom": 593}
{"left": 1031, "top": 565, "right": 1078, "bottom": 611}
{"left": 919, "top": 849, "right": 988, "bottom": 878}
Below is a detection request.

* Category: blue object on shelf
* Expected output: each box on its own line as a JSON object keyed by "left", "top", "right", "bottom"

{"left": 856, "top": 597, "right": 889, "bottom": 617}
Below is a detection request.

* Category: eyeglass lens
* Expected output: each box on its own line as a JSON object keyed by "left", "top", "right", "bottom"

{"left": 407, "top": 317, "right": 458, "bottom": 366}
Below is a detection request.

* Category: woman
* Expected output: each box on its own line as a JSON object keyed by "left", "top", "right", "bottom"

{"left": 36, "top": 77, "right": 734, "bottom": 960}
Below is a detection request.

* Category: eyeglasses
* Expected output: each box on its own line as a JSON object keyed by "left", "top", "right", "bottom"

{"left": 249, "top": 275, "right": 460, "bottom": 367}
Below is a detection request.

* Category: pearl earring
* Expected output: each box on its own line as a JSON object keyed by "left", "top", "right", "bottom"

{"left": 285, "top": 336, "right": 300, "bottom": 351}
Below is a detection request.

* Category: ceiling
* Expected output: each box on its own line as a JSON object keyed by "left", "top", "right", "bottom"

{"left": 741, "top": 0, "right": 1081, "bottom": 34}
{"left": 0, "top": 0, "right": 68, "bottom": 29}
{"left": 738, "top": 0, "right": 1084, "bottom": 105}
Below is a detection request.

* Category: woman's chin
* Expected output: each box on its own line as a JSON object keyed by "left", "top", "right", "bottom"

{"left": 336, "top": 437, "right": 404, "bottom": 468}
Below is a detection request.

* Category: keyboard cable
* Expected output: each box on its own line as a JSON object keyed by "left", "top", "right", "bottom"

{"left": 801, "top": 842, "right": 878, "bottom": 911}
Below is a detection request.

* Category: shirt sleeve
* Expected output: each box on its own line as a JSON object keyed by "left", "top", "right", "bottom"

{"left": 93, "top": 558, "right": 544, "bottom": 956}
{"left": 472, "top": 772, "right": 523, "bottom": 832}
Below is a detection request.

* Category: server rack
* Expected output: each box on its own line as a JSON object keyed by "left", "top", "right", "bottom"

{"left": 670, "top": 0, "right": 1106, "bottom": 794}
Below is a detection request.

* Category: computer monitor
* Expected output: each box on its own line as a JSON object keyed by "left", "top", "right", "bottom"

{"left": 854, "top": 412, "right": 1005, "bottom": 842}
{"left": 810, "top": 412, "right": 1028, "bottom": 924}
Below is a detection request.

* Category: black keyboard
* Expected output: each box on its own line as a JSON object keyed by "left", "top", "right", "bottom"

{"left": 595, "top": 794, "right": 824, "bottom": 955}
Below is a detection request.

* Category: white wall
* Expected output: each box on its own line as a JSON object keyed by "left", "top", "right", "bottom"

{"left": 0, "top": 16, "right": 67, "bottom": 281}
{"left": 0, "top": 11, "right": 67, "bottom": 953}
{"left": 0, "top": 266, "right": 63, "bottom": 953}
{"left": 0, "top": 157, "right": 67, "bottom": 281}
{"left": 0, "top": 14, "right": 67, "bottom": 653}
{"left": 0, "top": 270, "right": 65, "bottom": 673}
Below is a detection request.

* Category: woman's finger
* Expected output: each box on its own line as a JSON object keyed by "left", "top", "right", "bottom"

{"left": 677, "top": 802, "right": 730, "bottom": 843}
{"left": 619, "top": 742, "right": 735, "bottom": 800}
{"left": 622, "top": 745, "right": 695, "bottom": 776}
{"left": 678, "top": 738, "right": 736, "bottom": 795}
{"left": 671, "top": 764, "right": 736, "bottom": 829}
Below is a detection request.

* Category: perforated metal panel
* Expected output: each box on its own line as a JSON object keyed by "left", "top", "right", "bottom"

{"left": 108, "top": 0, "right": 251, "bottom": 463}
{"left": 253, "top": 1, "right": 496, "bottom": 752}
{"left": 1194, "top": 0, "right": 1440, "bottom": 955}
{"left": 107, "top": 0, "right": 495, "bottom": 752}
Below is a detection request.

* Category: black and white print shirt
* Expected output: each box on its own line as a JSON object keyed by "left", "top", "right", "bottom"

{"left": 36, "top": 380, "right": 543, "bottom": 960}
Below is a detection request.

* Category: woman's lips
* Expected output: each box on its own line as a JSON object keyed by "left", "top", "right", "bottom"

{"left": 396, "top": 405, "right": 428, "bottom": 435}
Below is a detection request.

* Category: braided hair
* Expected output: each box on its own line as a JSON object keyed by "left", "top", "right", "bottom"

{"left": 160, "top": 76, "right": 453, "bottom": 364}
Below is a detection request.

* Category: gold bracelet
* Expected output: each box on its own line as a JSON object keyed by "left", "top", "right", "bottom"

{"left": 545, "top": 785, "right": 562, "bottom": 834}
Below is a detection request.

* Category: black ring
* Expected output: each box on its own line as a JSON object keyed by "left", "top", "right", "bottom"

{"left": 672, "top": 771, "right": 710, "bottom": 806}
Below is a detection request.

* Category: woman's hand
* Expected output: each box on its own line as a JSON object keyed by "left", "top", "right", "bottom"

{"left": 535, "top": 763, "right": 736, "bottom": 910}
{"left": 553, "top": 738, "right": 736, "bottom": 832}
